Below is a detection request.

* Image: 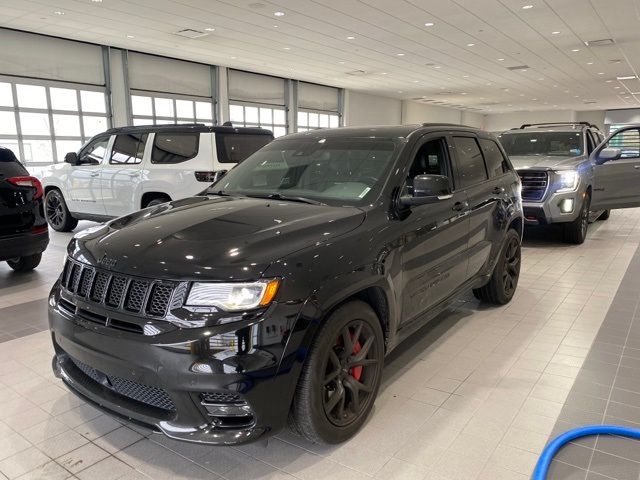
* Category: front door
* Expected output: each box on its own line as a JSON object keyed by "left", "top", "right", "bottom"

{"left": 100, "top": 132, "right": 148, "bottom": 217}
{"left": 398, "top": 135, "right": 470, "bottom": 324}
{"left": 66, "top": 135, "right": 110, "bottom": 215}
{"left": 591, "top": 126, "right": 640, "bottom": 210}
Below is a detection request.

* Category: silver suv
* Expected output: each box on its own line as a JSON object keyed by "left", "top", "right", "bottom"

{"left": 498, "top": 122, "right": 607, "bottom": 244}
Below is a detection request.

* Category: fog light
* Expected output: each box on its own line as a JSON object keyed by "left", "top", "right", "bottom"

{"left": 560, "top": 198, "right": 574, "bottom": 213}
{"left": 202, "top": 403, "right": 253, "bottom": 417}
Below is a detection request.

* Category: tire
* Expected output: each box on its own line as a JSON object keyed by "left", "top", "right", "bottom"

{"left": 472, "top": 229, "right": 521, "bottom": 305}
{"left": 563, "top": 192, "right": 591, "bottom": 244}
{"left": 289, "top": 300, "right": 384, "bottom": 444}
{"left": 45, "top": 189, "right": 78, "bottom": 232}
{"left": 7, "top": 253, "right": 42, "bottom": 272}
{"left": 598, "top": 210, "right": 611, "bottom": 221}
{"left": 144, "top": 196, "right": 170, "bottom": 208}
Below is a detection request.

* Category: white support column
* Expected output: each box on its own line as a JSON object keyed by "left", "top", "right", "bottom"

{"left": 217, "top": 66, "right": 229, "bottom": 124}
{"left": 108, "top": 48, "right": 129, "bottom": 127}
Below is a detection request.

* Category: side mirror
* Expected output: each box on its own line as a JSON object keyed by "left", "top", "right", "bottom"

{"left": 195, "top": 170, "right": 228, "bottom": 183}
{"left": 400, "top": 174, "right": 452, "bottom": 206}
{"left": 64, "top": 152, "right": 79, "bottom": 165}
{"left": 597, "top": 147, "right": 622, "bottom": 164}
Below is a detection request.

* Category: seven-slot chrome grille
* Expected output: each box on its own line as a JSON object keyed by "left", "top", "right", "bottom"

{"left": 61, "top": 259, "right": 176, "bottom": 319}
{"left": 517, "top": 170, "right": 549, "bottom": 201}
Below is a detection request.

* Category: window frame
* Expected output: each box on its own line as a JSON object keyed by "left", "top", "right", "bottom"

{"left": 130, "top": 91, "right": 214, "bottom": 127}
{"left": 109, "top": 133, "right": 148, "bottom": 166}
{"left": 478, "top": 137, "right": 511, "bottom": 178}
{"left": 399, "top": 134, "right": 455, "bottom": 197}
{"left": 0, "top": 75, "right": 110, "bottom": 166}
{"left": 450, "top": 134, "right": 489, "bottom": 190}
{"left": 228, "top": 101, "right": 288, "bottom": 137}
{"left": 150, "top": 132, "right": 200, "bottom": 165}
{"left": 296, "top": 108, "right": 341, "bottom": 132}
{"left": 78, "top": 134, "right": 111, "bottom": 165}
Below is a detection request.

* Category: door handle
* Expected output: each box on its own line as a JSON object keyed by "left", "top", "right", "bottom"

{"left": 89, "top": 172, "right": 99, "bottom": 177}
{"left": 126, "top": 172, "right": 140, "bottom": 177}
{"left": 452, "top": 201, "right": 469, "bottom": 212}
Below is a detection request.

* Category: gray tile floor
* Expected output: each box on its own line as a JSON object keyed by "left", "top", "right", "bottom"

{"left": 1, "top": 212, "right": 640, "bottom": 479}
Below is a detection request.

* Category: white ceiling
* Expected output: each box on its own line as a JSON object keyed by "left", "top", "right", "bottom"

{"left": 2, "top": 0, "right": 640, "bottom": 113}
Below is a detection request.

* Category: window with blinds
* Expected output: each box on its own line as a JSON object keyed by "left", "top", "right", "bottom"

{"left": 607, "top": 127, "right": 640, "bottom": 159}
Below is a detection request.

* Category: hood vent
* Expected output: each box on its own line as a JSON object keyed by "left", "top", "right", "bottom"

{"left": 174, "top": 29, "right": 208, "bottom": 39}
{"left": 584, "top": 38, "right": 615, "bottom": 47}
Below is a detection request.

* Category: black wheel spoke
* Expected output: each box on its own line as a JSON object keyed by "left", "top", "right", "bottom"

{"left": 323, "top": 369, "right": 341, "bottom": 386}
{"left": 325, "top": 382, "right": 344, "bottom": 413}
{"left": 348, "top": 358, "right": 378, "bottom": 368}
{"left": 352, "top": 336, "right": 374, "bottom": 362}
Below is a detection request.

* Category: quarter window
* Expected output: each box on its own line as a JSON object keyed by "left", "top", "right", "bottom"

{"left": 479, "top": 139, "right": 509, "bottom": 177}
{"left": 151, "top": 133, "right": 199, "bottom": 164}
{"left": 110, "top": 133, "right": 148, "bottom": 165}
{"left": 453, "top": 136, "right": 488, "bottom": 188}
{"left": 215, "top": 133, "right": 272, "bottom": 164}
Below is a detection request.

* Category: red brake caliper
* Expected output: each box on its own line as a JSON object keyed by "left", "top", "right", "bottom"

{"left": 349, "top": 340, "right": 363, "bottom": 381}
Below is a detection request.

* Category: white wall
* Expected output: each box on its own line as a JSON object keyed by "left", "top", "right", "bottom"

{"left": 344, "top": 90, "right": 402, "bottom": 126}
{"left": 576, "top": 110, "right": 606, "bottom": 131}
{"left": 402, "top": 101, "right": 463, "bottom": 125}
{"left": 461, "top": 111, "right": 485, "bottom": 129}
{"left": 484, "top": 110, "right": 577, "bottom": 132}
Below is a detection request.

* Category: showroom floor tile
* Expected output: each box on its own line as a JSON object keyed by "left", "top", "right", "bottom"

{"left": 2, "top": 212, "right": 640, "bottom": 479}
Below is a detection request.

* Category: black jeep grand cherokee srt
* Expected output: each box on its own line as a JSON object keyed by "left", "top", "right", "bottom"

{"left": 49, "top": 124, "right": 523, "bottom": 445}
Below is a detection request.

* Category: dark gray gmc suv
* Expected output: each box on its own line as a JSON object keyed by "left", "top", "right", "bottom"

{"left": 49, "top": 124, "right": 524, "bottom": 445}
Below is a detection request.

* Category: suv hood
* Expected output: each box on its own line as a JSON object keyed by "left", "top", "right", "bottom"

{"left": 509, "top": 155, "right": 584, "bottom": 170}
{"left": 70, "top": 195, "right": 365, "bottom": 281}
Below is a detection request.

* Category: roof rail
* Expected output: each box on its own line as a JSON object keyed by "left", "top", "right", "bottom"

{"left": 519, "top": 122, "right": 600, "bottom": 131}
{"left": 105, "top": 123, "right": 207, "bottom": 134}
{"left": 421, "top": 122, "right": 473, "bottom": 128}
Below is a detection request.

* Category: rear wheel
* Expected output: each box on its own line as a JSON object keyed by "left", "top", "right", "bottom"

{"left": 45, "top": 190, "right": 78, "bottom": 232}
{"left": 473, "top": 228, "right": 521, "bottom": 305}
{"left": 290, "top": 300, "right": 384, "bottom": 444}
{"left": 7, "top": 254, "right": 42, "bottom": 272}
{"left": 598, "top": 210, "right": 611, "bottom": 221}
{"left": 563, "top": 193, "right": 591, "bottom": 244}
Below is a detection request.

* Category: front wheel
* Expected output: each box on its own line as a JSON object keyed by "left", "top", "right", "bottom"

{"left": 7, "top": 253, "right": 42, "bottom": 272}
{"left": 563, "top": 193, "right": 591, "bottom": 244}
{"left": 45, "top": 190, "right": 78, "bottom": 232}
{"left": 598, "top": 210, "right": 611, "bottom": 221}
{"left": 473, "top": 228, "right": 521, "bottom": 305}
{"left": 289, "top": 300, "right": 384, "bottom": 444}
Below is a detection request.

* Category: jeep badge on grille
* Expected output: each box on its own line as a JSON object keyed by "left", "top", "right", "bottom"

{"left": 98, "top": 254, "right": 117, "bottom": 269}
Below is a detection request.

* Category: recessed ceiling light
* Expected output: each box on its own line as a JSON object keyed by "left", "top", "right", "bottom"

{"left": 552, "top": 31, "right": 560, "bottom": 35}
{"left": 231, "top": 56, "right": 237, "bottom": 59}
{"left": 205, "top": 27, "right": 215, "bottom": 32}
{"left": 614, "top": 86, "right": 621, "bottom": 89}
{"left": 274, "top": 11, "right": 285, "bottom": 16}
{"left": 396, "top": 53, "right": 405, "bottom": 56}
{"left": 434, "top": 65, "right": 441, "bottom": 68}
{"left": 532, "top": 98, "right": 538, "bottom": 100}
{"left": 605, "top": 79, "right": 613, "bottom": 83}
{"left": 398, "top": 90, "right": 403, "bottom": 93}
{"left": 598, "top": 72, "right": 605, "bottom": 75}
{"left": 519, "top": 93, "right": 525, "bottom": 96}
{"left": 461, "top": 92, "right": 468, "bottom": 95}
{"left": 126, "top": 34, "right": 135, "bottom": 38}
{"left": 273, "top": 25, "right": 278, "bottom": 28}
{"left": 574, "top": 95, "right": 579, "bottom": 98}
{"left": 467, "top": 43, "right": 475, "bottom": 47}
{"left": 553, "top": 84, "right": 558, "bottom": 87}
{"left": 463, "top": 75, "right": 469, "bottom": 78}
{"left": 538, "top": 77, "right": 544, "bottom": 80}
{"left": 283, "top": 47, "right": 290, "bottom": 50}
{"left": 631, "top": 92, "right": 640, "bottom": 95}
{"left": 54, "top": 10, "right": 64, "bottom": 15}
{"left": 346, "top": 36, "right": 355, "bottom": 40}
{"left": 571, "top": 49, "right": 580, "bottom": 52}
{"left": 91, "top": 0, "right": 102, "bottom": 2}
{"left": 522, "top": 4, "right": 534, "bottom": 9}
{"left": 497, "top": 58, "right": 505, "bottom": 61}
{"left": 338, "top": 61, "right": 345, "bottom": 64}
{"left": 424, "top": 22, "right": 434, "bottom": 27}
{"left": 617, "top": 75, "right": 637, "bottom": 80}
{"left": 412, "top": 80, "right": 419, "bottom": 83}
{"left": 381, "top": 72, "right": 388, "bottom": 75}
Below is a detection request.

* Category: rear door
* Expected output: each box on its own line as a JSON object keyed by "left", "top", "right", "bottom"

{"left": 100, "top": 132, "right": 147, "bottom": 217}
{"left": 66, "top": 135, "right": 111, "bottom": 215}
{"left": 591, "top": 126, "right": 640, "bottom": 210}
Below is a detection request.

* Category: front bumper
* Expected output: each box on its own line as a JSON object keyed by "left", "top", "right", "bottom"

{"left": 48, "top": 281, "right": 306, "bottom": 445}
{"left": 0, "top": 229, "right": 49, "bottom": 261}
{"left": 523, "top": 190, "right": 585, "bottom": 225}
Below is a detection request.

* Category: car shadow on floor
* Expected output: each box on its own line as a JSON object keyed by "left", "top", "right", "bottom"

{"left": 522, "top": 219, "right": 606, "bottom": 248}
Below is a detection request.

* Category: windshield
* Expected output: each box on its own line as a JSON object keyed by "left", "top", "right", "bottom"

{"left": 208, "top": 136, "right": 402, "bottom": 206}
{"left": 499, "top": 131, "right": 583, "bottom": 157}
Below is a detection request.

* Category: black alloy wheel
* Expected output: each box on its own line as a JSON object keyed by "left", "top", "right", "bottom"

{"left": 502, "top": 234, "right": 521, "bottom": 298}
{"left": 45, "top": 190, "right": 77, "bottom": 232}
{"left": 472, "top": 228, "right": 521, "bottom": 305}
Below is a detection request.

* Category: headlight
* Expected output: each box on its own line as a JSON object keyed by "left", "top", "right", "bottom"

{"left": 555, "top": 170, "right": 578, "bottom": 192}
{"left": 186, "top": 279, "right": 280, "bottom": 312}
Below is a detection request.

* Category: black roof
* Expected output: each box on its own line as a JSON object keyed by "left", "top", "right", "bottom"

{"left": 103, "top": 123, "right": 274, "bottom": 136}
{"left": 280, "top": 123, "right": 482, "bottom": 140}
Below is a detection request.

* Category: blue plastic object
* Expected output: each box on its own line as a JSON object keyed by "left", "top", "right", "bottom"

{"left": 533, "top": 425, "right": 640, "bottom": 479}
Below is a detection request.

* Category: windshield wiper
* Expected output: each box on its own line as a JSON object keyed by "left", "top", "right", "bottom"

{"left": 206, "top": 190, "right": 236, "bottom": 197}
{"left": 247, "top": 193, "right": 325, "bottom": 205}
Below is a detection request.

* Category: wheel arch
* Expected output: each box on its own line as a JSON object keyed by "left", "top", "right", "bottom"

{"left": 141, "top": 191, "right": 171, "bottom": 209}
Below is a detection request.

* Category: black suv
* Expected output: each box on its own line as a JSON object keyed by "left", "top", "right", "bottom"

{"left": 49, "top": 124, "right": 523, "bottom": 445}
{"left": 0, "top": 147, "right": 49, "bottom": 271}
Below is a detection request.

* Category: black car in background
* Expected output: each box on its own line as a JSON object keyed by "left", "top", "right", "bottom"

{"left": 49, "top": 124, "right": 523, "bottom": 445}
{"left": 0, "top": 147, "right": 49, "bottom": 271}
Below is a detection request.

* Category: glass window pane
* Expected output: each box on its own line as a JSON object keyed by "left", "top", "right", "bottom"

{"left": 52, "top": 114, "right": 81, "bottom": 136}
{"left": 0, "top": 82, "right": 13, "bottom": 107}
{"left": 55, "top": 140, "right": 82, "bottom": 162}
{"left": 20, "top": 112, "right": 50, "bottom": 135}
{"left": 83, "top": 116, "right": 107, "bottom": 137}
{"left": 176, "top": 100, "right": 194, "bottom": 119}
{"left": 155, "top": 119, "right": 175, "bottom": 125}
{"left": 132, "top": 117, "right": 149, "bottom": 126}
{"left": 0, "top": 111, "right": 17, "bottom": 135}
{"left": 131, "top": 96, "right": 152, "bottom": 116}
{"left": 245, "top": 106, "right": 259, "bottom": 124}
{"left": 50, "top": 88, "right": 78, "bottom": 111}
{"left": 329, "top": 115, "right": 339, "bottom": 128}
{"left": 229, "top": 104, "right": 244, "bottom": 122}
{"left": 80, "top": 90, "right": 106, "bottom": 113}
{"left": 273, "top": 127, "right": 286, "bottom": 137}
{"left": 195, "top": 101, "right": 212, "bottom": 120}
{"left": 319, "top": 114, "right": 329, "bottom": 128}
{"left": 308, "top": 113, "right": 319, "bottom": 128}
{"left": 297, "top": 112, "right": 307, "bottom": 127}
{"left": 273, "top": 109, "right": 286, "bottom": 125}
{"left": 154, "top": 97, "right": 174, "bottom": 118}
{"left": 259, "top": 108, "right": 272, "bottom": 124}
{"left": 22, "top": 139, "right": 53, "bottom": 164}
{"left": 17, "top": 84, "right": 47, "bottom": 109}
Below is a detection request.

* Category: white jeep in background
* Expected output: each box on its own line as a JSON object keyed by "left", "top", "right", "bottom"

{"left": 41, "top": 124, "right": 273, "bottom": 231}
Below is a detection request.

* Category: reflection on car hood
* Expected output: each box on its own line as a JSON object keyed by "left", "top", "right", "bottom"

{"left": 69, "top": 195, "right": 366, "bottom": 281}
{"left": 509, "top": 155, "right": 585, "bottom": 170}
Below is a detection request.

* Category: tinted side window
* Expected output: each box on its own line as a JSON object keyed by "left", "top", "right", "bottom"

{"left": 479, "top": 139, "right": 509, "bottom": 177}
{"left": 607, "top": 128, "right": 640, "bottom": 159}
{"left": 216, "top": 133, "right": 272, "bottom": 164}
{"left": 79, "top": 136, "right": 109, "bottom": 165}
{"left": 453, "top": 136, "right": 488, "bottom": 188}
{"left": 110, "top": 133, "right": 147, "bottom": 165}
{"left": 152, "top": 133, "right": 199, "bottom": 164}
{"left": 403, "top": 138, "right": 449, "bottom": 196}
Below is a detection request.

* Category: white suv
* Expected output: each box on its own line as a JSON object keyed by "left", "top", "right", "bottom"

{"left": 41, "top": 124, "right": 273, "bottom": 231}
